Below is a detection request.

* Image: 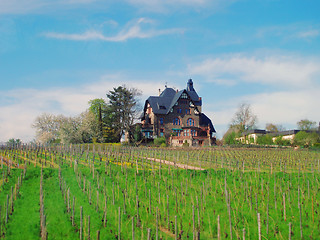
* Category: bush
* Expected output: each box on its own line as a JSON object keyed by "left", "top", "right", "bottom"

{"left": 154, "top": 137, "right": 166, "bottom": 146}
{"left": 274, "top": 136, "right": 291, "bottom": 146}
{"left": 294, "top": 131, "right": 319, "bottom": 147}
{"left": 256, "top": 134, "right": 273, "bottom": 145}
{"left": 183, "top": 140, "right": 189, "bottom": 147}
{"left": 224, "top": 131, "right": 238, "bottom": 145}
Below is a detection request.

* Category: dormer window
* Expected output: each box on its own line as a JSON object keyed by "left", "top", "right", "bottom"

{"left": 194, "top": 109, "right": 199, "bottom": 115}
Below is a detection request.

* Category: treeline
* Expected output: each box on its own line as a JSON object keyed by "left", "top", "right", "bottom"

{"left": 32, "top": 85, "right": 141, "bottom": 145}
{"left": 223, "top": 103, "right": 320, "bottom": 148}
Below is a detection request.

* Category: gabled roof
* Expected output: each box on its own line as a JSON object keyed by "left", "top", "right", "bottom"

{"left": 200, "top": 113, "right": 216, "bottom": 133}
{"left": 144, "top": 87, "right": 202, "bottom": 115}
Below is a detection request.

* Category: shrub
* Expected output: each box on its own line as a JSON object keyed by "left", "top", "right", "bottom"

{"left": 294, "top": 131, "right": 319, "bottom": 147}
{"left": 224, "top": 131, "right": 238, "bottom": 145}
{"left": 154, "top": 137, "right": 166, "bottom": 146}
{"left": 256, "top": 134, "right": 273, "bottom": 145}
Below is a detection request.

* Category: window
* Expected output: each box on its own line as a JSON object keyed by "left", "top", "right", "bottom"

{"left": 186, "top": 108, "right": 191, "bottom": 115}
{"left": 159, "top": 118, "right": 164, "bottom": 125}
{"left": 181, "top": 93, "right": 188, "bottom": 99}
{"left": 177, "top": 108, "right": 182, "bottom": 114}
{"left": 184, "top": 129, "right": 189, "bottom": 136}
{"left": 187, "top": 118, "right": 194, "bottom": 126}
{"left": 160, "top": 128, "right": 164, "bottom": 137}
{"left": 191, "top": 130, "right": 197, "bottom": 136}
{"left": 179, "top": 140, "right": 183, "bottom": 144}
{"left": 173, "top": 118, "right": 180, "bottom": 125}
{"left": 173, "top": 129, "right": 182, "bottom": 136}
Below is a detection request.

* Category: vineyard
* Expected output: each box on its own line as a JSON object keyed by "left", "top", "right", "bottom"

{"left": 0, "top": 144, "right": 320, "bottom": 239}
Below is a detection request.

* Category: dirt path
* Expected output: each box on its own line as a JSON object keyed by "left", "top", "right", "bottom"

{"left": 145, "top": 157, "right": 205, "bottom": 170}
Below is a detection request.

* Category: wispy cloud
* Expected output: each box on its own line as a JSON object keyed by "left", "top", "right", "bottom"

{"left": 296, "top": 29, "right": 319, "bottom": 39}
{"left": 256, "top": 24, "right": 320, "bottom": 41}
{"left": 0, "top": 0, "right": 100, "bottom": 14}
{"left": 188, "top": 54, "right": 320, "bottom": 88}
{"left": 0, "top": 0, "right": 234, "bottom": 14}
{"left": 43, "top": 18, "right": 184, "bottom": 42}
{"left": 124, "top": 0, "right": 237, "bottom": 12}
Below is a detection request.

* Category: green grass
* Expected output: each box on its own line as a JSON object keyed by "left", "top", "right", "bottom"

{"left": 5, "top": 168, "right": 40, "bottom": 240}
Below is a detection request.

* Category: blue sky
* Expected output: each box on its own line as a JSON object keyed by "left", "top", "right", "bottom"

{"left": 1, "top": 0, "right": 320, "bottom": 142}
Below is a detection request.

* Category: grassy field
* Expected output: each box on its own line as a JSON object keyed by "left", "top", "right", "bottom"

{"left": 0, "top": 145, "right": 319, "bottom": 239}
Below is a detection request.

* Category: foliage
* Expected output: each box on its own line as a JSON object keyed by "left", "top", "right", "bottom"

{"left": 230, "top": 103, "right": 257, "bottom": 133}
{"left": 265, "top": 123, "right": 286, "bottom": 132}
{"left": 294, "top": 131, "right": 320, "bottom": 147}
{"left": 223, "top": 131, "right": 238, "bottom": 145}
{"left": 274, "top": 136, "right": 291, "bottom": 146}
{"left": 32, "top": 113, "right": 65, "bottom": 144}
{"left": 133, "top": 124, "right": 142, "bottom": 143}
{"left": 154, "top": 137, "right": 166, "bottom": 146}
{"left": 256, "top": 134, "right": 274, "bottom": 145}
{"left": 6, "top": 138, "right": 22, "bottom": 147}
{"left": 105, "top": 85, "right": 142, "bottom": 142}
{"left": 297, "top": 119, "right": 317, "bottom": 130}
{"left": 33, "top": 111, "right": 104, "bottom": 144}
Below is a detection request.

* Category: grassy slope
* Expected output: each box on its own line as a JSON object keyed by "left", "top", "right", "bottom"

{"left": 5, "top": 168, "right": 40, "bottom": 240}
{"left": 43, "top": 168, "right": 78, "bottom": 240}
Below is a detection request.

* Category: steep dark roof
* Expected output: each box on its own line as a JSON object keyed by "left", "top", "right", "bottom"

{"left": 200, "top": 113, "right": 216, "bottom": 133}
{"left": 144, "top": 87, "right": 202, "bottom": 115}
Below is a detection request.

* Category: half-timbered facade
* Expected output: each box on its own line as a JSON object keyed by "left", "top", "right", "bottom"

{"left": 140, "top": 79, "right": 216, "bottom": 146}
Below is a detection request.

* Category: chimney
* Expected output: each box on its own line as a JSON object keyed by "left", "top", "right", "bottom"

{"left": 159, "top": 89, "right": 161, "bottom": 96}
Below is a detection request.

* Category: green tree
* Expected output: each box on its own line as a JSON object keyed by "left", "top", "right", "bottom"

{"left": 223, "top": 131, "right": 238, "bottom": 145}
{"left": 106, "top": 85, "right": 141, "bottom": 142}
{"left": 294, "top": 131, "right": 320, "bottom": 147}
{"left": 297, "top": 119, "right": 317, "bottom": 131}
{"left": 88, "top": 98, "right": 107, "bottom": 142}
{"left": 6, "top": 139, "right": 22, "bottom": 147}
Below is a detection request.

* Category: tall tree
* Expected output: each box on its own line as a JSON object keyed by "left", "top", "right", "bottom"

{"left": 106, "top": 85, "right": 141, "bottom": 142}
{"left": 230, "top": 103, "right": 257, "bottom": 133}
{"left": 297, "top": 119, "right": 316, "bottom": 131}
{"left": 88, "top": 98, "right": 107, "bottom": 142}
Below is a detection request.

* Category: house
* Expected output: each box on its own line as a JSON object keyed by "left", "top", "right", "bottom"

{"left": 239, "top": 129, "right": 316, "bottom": 145}
{"left": 237, "top": 129, "right": 267, "bottom": 144}
{"left": 140, "top": 79, "right": 216, "bottom": 146}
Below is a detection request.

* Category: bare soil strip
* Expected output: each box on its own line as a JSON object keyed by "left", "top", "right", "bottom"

{"left": 145, "top": 157, "right": 205, "bottom": 170}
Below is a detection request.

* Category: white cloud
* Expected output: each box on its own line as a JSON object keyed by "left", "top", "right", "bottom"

{"left": 43, "top": 18, "right": 184, "bottom": 42}
{"left": 204, "top": 88, "right": 320, "bottom": 138}
{"left": 188, "top": 54, "right": 320, "bottom": 88}
{"left": 0, "top": 0, "right": 99, "bottom": 14}
{"left": 296, "top": 30, "right": 319, "bottom": 39}
{"left": 125, "top": 0, "right": 236, "bottom": 12}
{"left": 0, "top": 0, "right": 235, "bottom": 14}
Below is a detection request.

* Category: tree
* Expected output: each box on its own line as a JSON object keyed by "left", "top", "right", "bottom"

{"left": 294, "top": 131, "right": 320, "bottom": 147}
{"left": 106, "top": 85, "right": 141, "bottom": 142}
{"left": 297, "top": 119, "right": 317, "bottom": 131}
{"left": 266, "top": 123, "right": 278, "bottom": 132}
{"left": 230, "top": 103, "right": 257, "bottom": 133}
{"left": 223, "top": 131, "right": 238, "bottom": 145}
{"left": 32, "top": 113, "right": 65, "bottom": 144}
{"left": 88, "top": 99, "right": 107, "bottom": 142}
{"left": 6, "top": 139, "right": 22, "bottom": 148}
